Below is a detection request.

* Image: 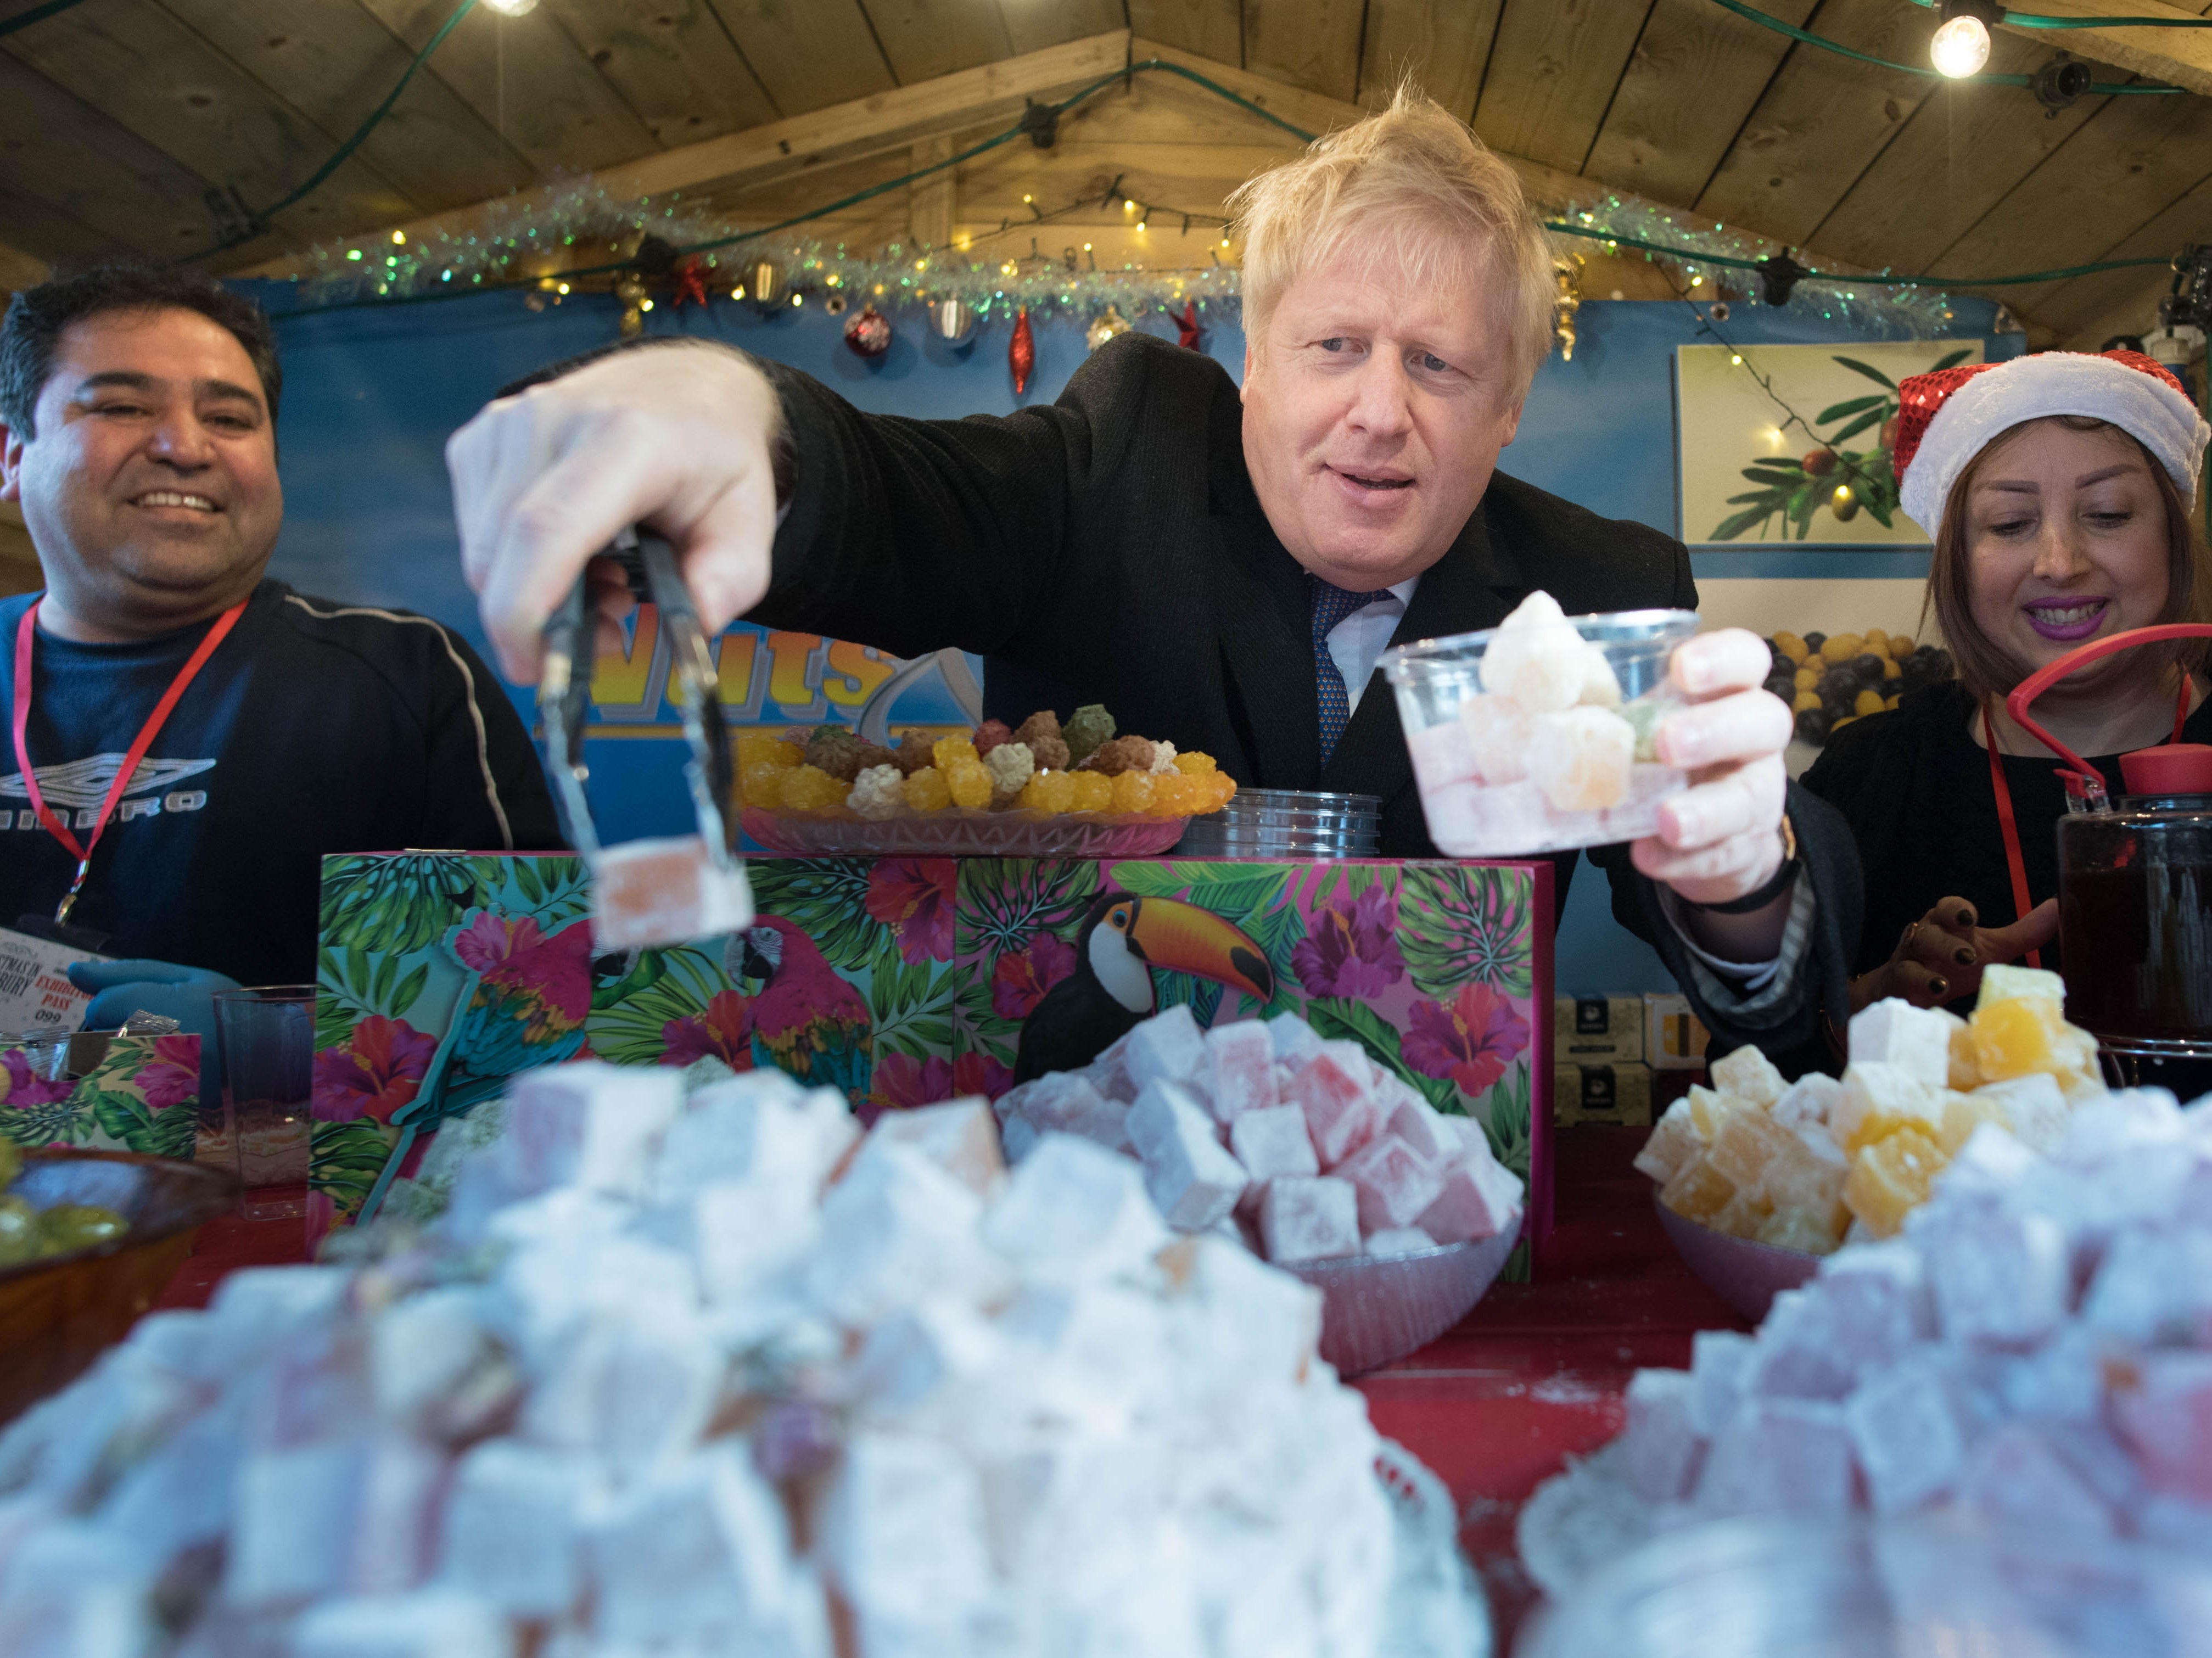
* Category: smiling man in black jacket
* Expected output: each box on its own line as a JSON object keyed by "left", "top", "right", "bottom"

{"left": 0, "top": 266, "right": 561, "bottom": 1046}
{"left": 448, "top": 90, "right": 1857, "bottom": 1056}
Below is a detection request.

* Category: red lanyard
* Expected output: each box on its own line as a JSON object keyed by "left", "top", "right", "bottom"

{"left": 1982, "top": 679, "right": 2191, "bottom": 972}
{"left": 11, "top": 598, "right": 247, "bottom": 925}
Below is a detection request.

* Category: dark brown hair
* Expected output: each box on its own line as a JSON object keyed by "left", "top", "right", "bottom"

{"left": 1923, "top": 414, "right": 2210, "bottom": 701}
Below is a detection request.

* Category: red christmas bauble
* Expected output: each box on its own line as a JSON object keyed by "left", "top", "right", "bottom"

{"left": 844, "top": 303, "right": 892, "bottom": 357}
{"left": 1010, "top": 305, "right": 1035, "bottom": 395}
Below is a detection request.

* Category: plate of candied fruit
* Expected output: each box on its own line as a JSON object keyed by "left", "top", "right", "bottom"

{"left": 738, "top": 702, "right": 1239, "bottom": 858}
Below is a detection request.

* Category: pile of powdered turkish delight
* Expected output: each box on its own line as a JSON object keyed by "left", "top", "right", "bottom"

{"left": 1522, "top": 1074, "right": 2212, "bottom": 1605}
{"left": 992, "top": 1006, "right": 1523, "bottom": 1268}
{"left": 1640, "top": 971, "right": 2107, "bottom": 1254}
{"left": 0, "top": 1061, "right": 1477, "bottom": 1657}
{"left": 1399, "top": 592, "right": 1688, "bottom": 857}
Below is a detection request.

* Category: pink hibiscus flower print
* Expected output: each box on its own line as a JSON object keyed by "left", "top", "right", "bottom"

{"left": 662, "top": 990, "right": 757, "bottom": 1069}
{"left": 865, "top": 860, "right": 957, "bottom": 964}
{"left": 139, "top": 1034, "right": 203, "bottom": 1110}
{"left": 0, "top": 1047, "right": 73, "bottom": 1109}
{"left": 1403, "top": 982, "right": 1530, "bottom": 1101}
{"left": 312, "top": 1015, "right": 439, "bottom": 1124}
{"left": 1292, "top": 885, "right": 1404, "bottom": 1000}
{"left": 990, "top": 932, "right": 1077, "bottom": 1021}
{"left": 869, "top": 1051, "right": 954, "bottom": 1113}
{"left": 952, "top": 1052, "right": 1013, "bottom": 1101}
{"left": 453, "top": 910, "right": 542, "bottom": 974}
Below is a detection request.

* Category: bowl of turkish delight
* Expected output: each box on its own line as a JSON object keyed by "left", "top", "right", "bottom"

{"left": 1637, "top": 972, "right": 2109, "bottom": 1320}
{"left": 994, "top": 1006, "right": 1526, "bottom": 1376}
{"left": 1521, "top": 1071, "right": 2212, "bottom": 1633}
{"left": 1381, "top": 595, "right": 1699, "bottom": 858}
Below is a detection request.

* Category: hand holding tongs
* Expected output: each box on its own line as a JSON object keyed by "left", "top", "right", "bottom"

{"left": 540, "top": 527, "right": 735, "bottom": 863}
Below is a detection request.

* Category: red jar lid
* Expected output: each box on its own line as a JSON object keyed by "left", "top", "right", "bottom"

{"left": 2120, "top": 742, "right": 2212, "bottom": 795}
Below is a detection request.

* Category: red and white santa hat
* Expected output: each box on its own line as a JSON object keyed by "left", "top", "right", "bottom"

{"left": 1894, "top": 349, "right": 2210, "bottom": 539}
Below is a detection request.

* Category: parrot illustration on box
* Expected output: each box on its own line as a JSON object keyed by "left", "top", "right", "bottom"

{"left": 725, "top": 916, "right": 873, "bottom": 1109}
{"left": 1014, "top": 891, "right": 1274, "bottom": 1082}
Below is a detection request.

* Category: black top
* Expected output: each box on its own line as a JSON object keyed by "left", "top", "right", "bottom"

{"left": 0, "top": 579, "right": 563, "bottom": 986}
{"left": 1801, "top": 678, "right": 2212, "bottom": 976}
{"left": 742, "top": 329, "right": 1861, "bottom": 1054}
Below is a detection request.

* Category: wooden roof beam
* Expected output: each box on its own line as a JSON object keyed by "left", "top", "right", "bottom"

{"left": 228, "top": 30, "right": 1135, "bottom": 277}
{"left": 0, "top": 240, "right": 49, "bottom": 293}
{"left": 1992, "top": 0, "right": 2212, "bottom": 99}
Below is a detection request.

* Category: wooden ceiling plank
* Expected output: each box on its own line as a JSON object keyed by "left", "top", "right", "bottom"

{"left": 861, "top": 0, "right": 1014, "bottom": 85}
{"left": 2009, "top": 168, "right": 2212, "bottom": 335}
{"left": 1127, "top": 0, "right": 1244, "bottom": 62}
{"left": 154, "top": 0, "right": 534, "bottom": 213}
{"left": 0, "top": 175, "right": 133, "bottom": 272}
{"left": 1354, "top": 0, "right": 1506, "bottom": 119}
{"left": 1133, "top": 32, "right": 1362, "bottom": 138}
{"left": 1242, "top": 0, "right": 1369, "bottom": 105}
{"left": 1924, "top": 87, "right": 2212, "bottom": 320}
{"left": 2055, "top": 264, "right": 2179, "bottom": 349}
{"left": 1582, "top": 0, "right": 1814, "bottom": 206}
{"left": 533, "top": 0, "right": 777, "bottom": 147}
{"left": 1693, "top": 0, "right": 1939, "bottom": 245}
{"left": 703, "top": 0, "right": 897, "bottom": 114}
{"left": 232, "top": 30, "right": 1134, "bottom": 272}
{"left": 3, "top": 2, "right": 412, "bottom": 239}
{"left": 1000, "top": 0, "right": 1128, "bottom": 57}
{"left": 352, "top": 0, "right": 661, "bottom": 174}
{"left": 1471, "top": 0, "right": 1657, "bottom": 176}
{"left": 0, "top": 54, "right": 239, "bottom": 259}
{"left": 1806, "top": 30, "right": 2113, "bottom": 279}
{"left": 1992, "top": 0, "right": 2212, "bottom": 99}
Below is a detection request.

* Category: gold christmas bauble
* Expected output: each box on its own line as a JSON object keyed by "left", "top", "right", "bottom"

{"left": 1085, "top": 304, "right": 1130, "bottom": 352}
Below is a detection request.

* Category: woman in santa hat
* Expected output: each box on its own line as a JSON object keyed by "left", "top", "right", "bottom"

{"left": 1802, "top": 349, "right": 2212, "bottom": 1024}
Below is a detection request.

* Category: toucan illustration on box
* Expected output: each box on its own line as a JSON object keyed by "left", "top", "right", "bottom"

{"left": 1013, "top": 890, "right": 1275, "bottom": 1083}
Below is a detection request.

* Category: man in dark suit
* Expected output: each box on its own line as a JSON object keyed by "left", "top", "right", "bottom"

{"left": 446, "top": 91, "right": 1853, "bottom": 1055}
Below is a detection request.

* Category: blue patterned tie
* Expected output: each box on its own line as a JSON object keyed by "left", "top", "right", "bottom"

{"left": 1309, "top": 573, "right": 1387, "bottom": 768}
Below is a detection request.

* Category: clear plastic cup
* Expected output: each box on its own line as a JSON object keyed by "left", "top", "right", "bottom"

{"left": 1381, "top": 608, "right": 1699, "bottom": 858}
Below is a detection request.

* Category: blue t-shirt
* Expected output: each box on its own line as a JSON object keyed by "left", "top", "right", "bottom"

{"left": 1, "top": 579, "right": 563, "bottom": 984}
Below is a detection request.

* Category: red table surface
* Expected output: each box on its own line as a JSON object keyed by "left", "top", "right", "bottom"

{"left": 151, "top": 1127, "right": 1744, "bottom": 1651}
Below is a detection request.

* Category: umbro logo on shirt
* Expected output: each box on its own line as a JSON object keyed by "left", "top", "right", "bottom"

{"left": 0, "top": 753, "right": 215, "bottom": 830}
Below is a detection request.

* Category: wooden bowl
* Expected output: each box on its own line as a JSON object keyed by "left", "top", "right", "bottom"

{"left": 0, "top": 1149, "right": 239, "bottom": 1423}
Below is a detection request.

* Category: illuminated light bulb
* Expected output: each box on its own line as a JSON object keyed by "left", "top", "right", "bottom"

{"left": 346, "top": 248, "right": 362, "bottom": 261}
{"left": 1136, "top": 220, "right": 1146, "bottom": 232}
{"left": 556, "top": 282, "right": 569, "bottom": 295}
{"left": 1833, "top": 483, "right": 1854, "bottom": 506}
{"left": 1930, "top": 15, "right": 1991, "bottom": 79}
{"left": 639, "top": 298, "right": 653, "bottom": 312}
{"left": 1729, "top": 353, "right": 1743, "bottom": 365}
{"left": 1124, "top": 199, "right": 1137, "bottom": 211}
{"left": 732, "top": 286, "right": 746, "bottom": 300}
{"left": 391, "top": 230, "right": 406, "bottom": 244}
{"left": 481, "top": 0, "right": 537, "bottom": 13}
{"left": 791, "top": 294, "right": 802, "bottom": 306}
{"left": 1083, "top": 242, "right": 1093, "bottom": 251}
{"left": 1022, "top": 193, "right": 1033, "bottom": 204}
{"left": 1220, "top": 237, "right": 1230, "bottom": 247}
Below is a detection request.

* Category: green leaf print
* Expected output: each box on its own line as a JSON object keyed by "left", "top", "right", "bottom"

{"left": 749, "top": 860, "right": 887, "bottom": 972}
{"left": 1400, "top": 865, "right": 1533, "bottom": 1000}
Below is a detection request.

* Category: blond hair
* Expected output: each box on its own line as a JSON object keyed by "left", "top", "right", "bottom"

{"left": 1226, "top": 85, "right": 1556, "bottom": 404}
{"left": 1925, "top": 414, "right": 2212, "bottom": 699}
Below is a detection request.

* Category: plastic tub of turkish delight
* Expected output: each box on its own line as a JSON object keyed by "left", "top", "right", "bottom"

{"left": 1382, "top": 605, "right": 1699, "bottom": 859}
{"left": 1516, "top": 1511, "right": 2212, "bottom": 1658}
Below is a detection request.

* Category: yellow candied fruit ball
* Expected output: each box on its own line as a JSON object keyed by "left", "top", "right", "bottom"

{"left": 779, "top": 764, "right": 845, "bottom": 811}
{"left": 1068, "top": 771, "right": 1114, "bottom": 813}
{"left": 736, "top": 732, "right": 804, "bottom": 772}
{"left": 1020, "top": 769, "right": 1077, "bottom": 813}
{"left": 1818, "top": 632, "right": 1865, "bottom": 664}
{"left": 1773, "top": 631, "right": 1808, "bottom": 665}
{"left": 1863, "top": 628, "right": 1890, "bottom": 655}
{"left": 1173, "top": 751, "right": 1218, "bottom": 777}
{"left": 932, "top": 735, "right": 979, "bottom": 771}
{"left": 1853, "top": 688, "right": 1885, "bottom": 717}
{"left": 944, "top": 757, "right": 993, "bottom": 810}
{"left": 1794, "top": 689, "right": 1823, "bottom": 713}
{"left": 1884, "top": 658, "right": 1903, "bottom": 680}
{"left": 1149, "top": 772, "right": 1201, "bottom": 817}
{"left": 1110, "top": 769, "right": 1156, "bottom": 814}
{"left": 1885, "top": 694, "right": 1901, "bottom": 711}
{"left": 904, "top": 766, "right": 952, "bottom": 812}
{"left": 1794, "top": 666, "right": 1819, "bottom": 690}
{"left": 741, "top": 760, "right": 786, "bottom": 808}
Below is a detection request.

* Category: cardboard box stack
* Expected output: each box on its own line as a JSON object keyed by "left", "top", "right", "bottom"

{"left": 1553, "top": 998, "right": 1654, "bottom": 1127}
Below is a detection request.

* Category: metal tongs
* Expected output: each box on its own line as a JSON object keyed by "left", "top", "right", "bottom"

{"left": 539, "top": 526, "right": 736, "bottom": 866}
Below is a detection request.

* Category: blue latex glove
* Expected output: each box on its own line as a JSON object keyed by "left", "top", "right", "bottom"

{"left": 68, "top": 959, "right": 242, "bottom": 1103}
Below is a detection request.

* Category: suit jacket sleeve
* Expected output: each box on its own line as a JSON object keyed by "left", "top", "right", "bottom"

{"left": 749, "top": 341, "right": 1163, "bottom": 658}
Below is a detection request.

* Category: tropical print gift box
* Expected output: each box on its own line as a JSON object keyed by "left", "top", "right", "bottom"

{"left": 308, "top": 853, "right": 1553, "bottom": 1270}
{"left": 0, "top": 1033, "right": 206, "bottom": 1161}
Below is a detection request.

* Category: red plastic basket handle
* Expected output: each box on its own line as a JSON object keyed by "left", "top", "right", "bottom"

{"left": 2004, "top": 622, "right": 2212, "bottom": 788}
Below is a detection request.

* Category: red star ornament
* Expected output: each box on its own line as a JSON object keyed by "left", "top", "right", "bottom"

{"left": 671, "top": 255, "right": 709, "bottom": 310}
{"left": 1009, "top": 305, "right": 1035, "bottom": 395}
{"left": 1174, "top": 301, "right": 1201, "bottom": 350}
